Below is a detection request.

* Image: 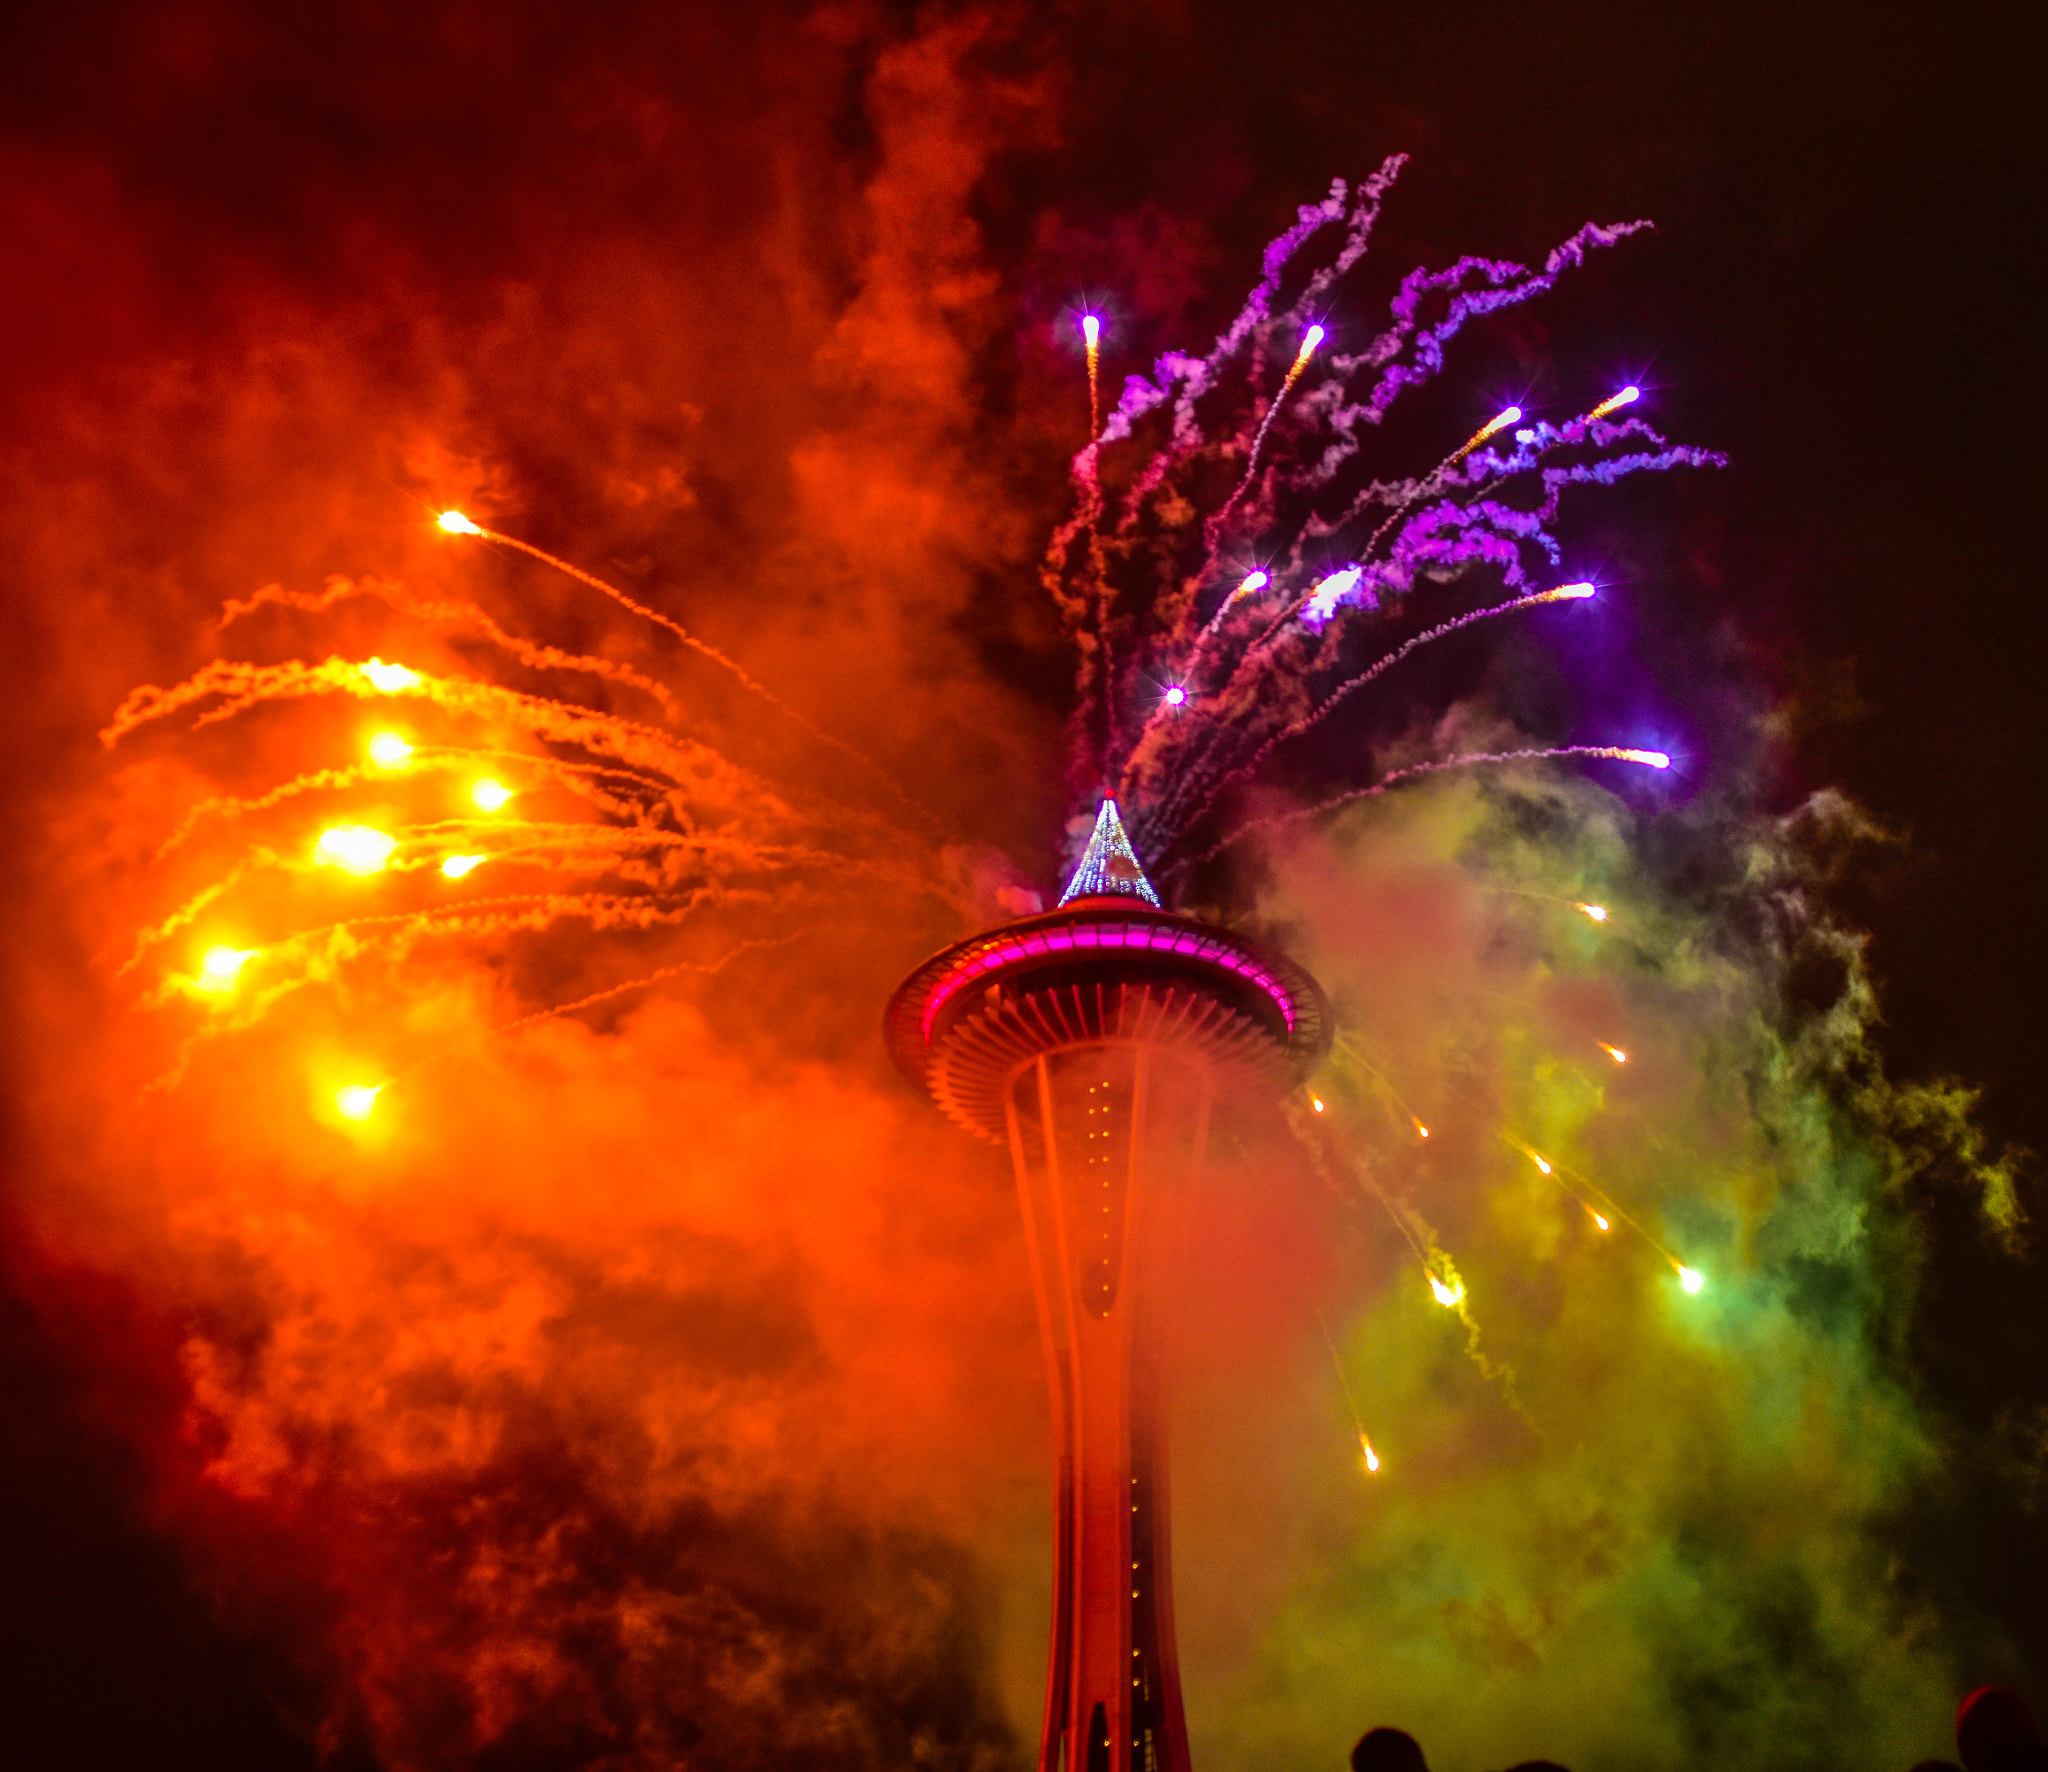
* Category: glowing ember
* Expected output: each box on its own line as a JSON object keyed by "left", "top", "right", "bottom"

{"left": 367, "top": 731, "right": 414, "bottom": 768}
{"left": 1163, "top": 685, "right": 1187, "bottom": 707}
{"left": 1677, "top": 1266, "right": 1706, "bottom": 1294}
{"left": 1303, "top": 566, "right": 1363, "bottom": 626}
{"left": 334, "top": 1084, "right": 383, "bottom": 1121}
{"left": 359, "top": 658, "right": 421, "bottom": 693}
{"left": 1599, "top": 1043, "right": 1628, "bottom": 1065}
{"left": 314, "top": 825, "right": 398, "bottom": 875}
{"left": 1360, "top": 1434, "right": 1380, "bottom": 1475}
{"left": 437, "top": 510, "right": 483, "bottom": 535}
{"left": 1619, "top": 749, "right": 1671, "bottom": 769}
{"left": 1295, "top": 322, "right": 1326, "bottom": 363}
{"left": 195, "top": 945, "right": 256, "bottom": 992}
{"left": 1080, "top": 314, "right": 1100, "bottom": 348}
{"left": 1578, "top": 903, "right": 1610, "bottom": 922}
{"left": 1414, "top": 1121, "right": 1430, "bottom": 1139}
{"left": 440, "top": 853, "right": 486, "bottom": 879}
{"left": 1428, "top": 1274, "right": 1463, "bottom": 1307}
{"left": 1591, "top": 1211, "right": 1612, "bottom": 1232}
{"left": 1310, "top": 1095, "right": 1325, "bottom": 1113}
{"left": 1588, "top": 385, "right": 1642, "bottom": 420}
{"left": 469, "top": 778, "right": 514, "bottom": 812}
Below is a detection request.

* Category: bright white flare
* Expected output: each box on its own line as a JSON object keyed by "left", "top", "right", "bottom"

{"left": 441, "top": 854, "right": 486, "bottom": 878}
{"left": 437, "top": 510, "right": 483, "bottom": 535}
{"left": 336, "top": 1084, "right": 383, "bottom": 1121}
{"left": 1678, "top": 1265, "right": 1705, "bottom": 1294}
{"left": 1081, "top": 314, "right": 1100, "bottom": 348}
{"left": 195, "top": 945, "right": 257, "bottom": 992}
{"left": 1428, "top": 1274, "right": 1463, "bottom": 1307}
{"left": 367, "top": 731, "right": 414, "bottom": 768}
{"left": 359, "top": 658, "right": 421, "bottom": 693}
{"left": 469, "top": 779, "right": 514, "bottom": 813}
{"left": 1163, "top": 685, "right": 1188, "bottom": 707}
{"left": 314, "top": 825, "right": 397, "bottom": 875}
{"left": 1578, "top": 903, "right": 1610, "bottom": 922}
{"left": 1304, "top": 565, "right": 1363, "bottom": 623}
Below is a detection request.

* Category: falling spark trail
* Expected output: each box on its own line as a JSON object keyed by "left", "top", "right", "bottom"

{"left": 1586, "top": 385, "right": 1641, "bottom": 421}
{"left": 1081, "top": 314, "right": 1102, "bottom": 436}
{"left": 1356, "top": 403, "right": 1524, "bottom": 567}
{"left": 1334, "top": 1034, "right": 1432, "bottom": 1141}
{"left": 1216, "top": 323, "right": 1325, "bottom": 523}
{"left": 1145, "top": 583, "right": 1597, "bottom": 851}
{"left": 441, "top": 516, "right": 936, "bottom": 829}
{"left": 1314, "top": 1306, "right": 1381, "bottom": 1476}
{"left": 1174, "top": 745, "right": 1675, "bottom": 876}
{"left": 1512, "top": 1139, "right": 1700, "bottom": 1281}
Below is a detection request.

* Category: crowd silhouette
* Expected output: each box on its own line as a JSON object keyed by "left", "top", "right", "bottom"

{"left": 1350, "top": 1683, "right": 2048, "bottom": 1772}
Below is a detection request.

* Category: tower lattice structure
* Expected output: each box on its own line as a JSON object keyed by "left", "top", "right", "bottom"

{"left": 885, "top": 802, "right": 1327, "bottom": 1772}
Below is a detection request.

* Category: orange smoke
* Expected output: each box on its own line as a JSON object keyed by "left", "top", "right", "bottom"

{"left": 0, "top": 9, "right": 1078, "bottom": 1766}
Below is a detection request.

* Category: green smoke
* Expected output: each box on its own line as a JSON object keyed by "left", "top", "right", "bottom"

{"left": 1167, "top": 774, "right": 2015, "bottom": 1772}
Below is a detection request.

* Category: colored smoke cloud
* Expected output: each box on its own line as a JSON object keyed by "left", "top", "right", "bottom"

{"left": 0, "top": 6, "right": 2028, "bottom": 1771}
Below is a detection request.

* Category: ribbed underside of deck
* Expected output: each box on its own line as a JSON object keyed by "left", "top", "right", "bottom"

{"left": 929, "top": 979, "right": 1283, "bottom": 1142}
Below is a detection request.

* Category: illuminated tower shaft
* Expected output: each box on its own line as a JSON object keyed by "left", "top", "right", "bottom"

{"left": 1008, "top": 1036, "right": 1208, "bottom": 1772}
{"left": 886, "top": 808, "right": 1326, "bottom": 1772}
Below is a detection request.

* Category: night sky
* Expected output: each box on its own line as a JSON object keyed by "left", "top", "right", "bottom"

{"left": 1, "top": 3, "right": 2040, "bottom": 1768}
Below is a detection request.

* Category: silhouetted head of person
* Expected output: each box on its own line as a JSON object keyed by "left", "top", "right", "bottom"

{"left": 1352, "top": 1727, "right": 1428, "bottom": 1772}
{"left": 1958, "top": 1687, "right": 2048, "bottom": 1772}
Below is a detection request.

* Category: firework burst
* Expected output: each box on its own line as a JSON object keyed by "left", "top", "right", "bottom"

{"left": 1040, "top": 155, "right": 1719, "bottom": 889}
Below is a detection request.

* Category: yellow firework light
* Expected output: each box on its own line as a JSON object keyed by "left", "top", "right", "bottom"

{"left": 1677, "top": 1265, "right": 1706, "bottom": 1294}
{"left": 1598, "top": 1042, "right": 1628, "bottom": 1065}
{"left": 440, "top": 853, "right": 486, "bottom": 879}
{"left": 1588, "top": 1207, "right": 1612, "bottom": 1232}
{"left": 1577, "top": 902, "right": 1610, "bottom": 922}
{"left": 335, "top": 1084, "right": 383, "bottom": 1121}
{"left": 437, "top": 510, "right": 483, "bottom": 535}
{"left": 1428, "top": 1273, "right": 1463, "bottom": 1307}
{"left": 314, "top": 825, "right": 398, "bottom": 875}
{"left": 469, "top": 778, "right": 514, "bottom": 813}
{"left": 367, "top": 731, "right": 414, "bottom": 768}
{"left": 1415, "top": 1120, "right": 1430, "bottom": 1138}
{"left": 1310, "top": 1095, "right": 1326, "bottom": 1113}
{"left": 1293, "top": 322, "right": 1326, "bottom": 369}
{"left": 195, "top": 945, "right": 257, "bottom": 993}
{"left": 1618, "top": 748, "right": 1671, "bottom": 769}
{"left": 358, "top": 658, "right": 421, "bottom": 693}
{"left": 1360, "top": 1433, "right": 1380, "bottom": 1475}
